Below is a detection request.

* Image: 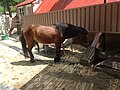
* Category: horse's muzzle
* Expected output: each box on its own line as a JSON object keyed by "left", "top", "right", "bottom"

{"left": 84, "top": 42, "right": 90, "bottom": 47}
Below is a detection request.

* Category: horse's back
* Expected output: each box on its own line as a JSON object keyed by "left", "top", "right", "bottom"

{"left": 27, "top": 25, "right": 63, "bottom": 44}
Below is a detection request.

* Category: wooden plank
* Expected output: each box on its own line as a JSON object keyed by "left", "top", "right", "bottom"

{"left": 52, "top": 12, "right": 55, "bottom": 24}
{"left": 48, "top": 13, "right": 50, "bottom": 25}
{"left": 73, "top": 9, "right": 77, "bottom": 26}
{"left": 70, "top": 9, "right": 74, "bottom": 24}
{"left": 39, "top": 14, "right": 42, "bottom": 25}
{"left": 117, "top": 2, "right": 120, "bottom": 32}
{"left": 50, "top": 12, "right": 53, "bottom": 25}
{"left": 95, "top": 5, "right": 100, "bottom": 32}
{"left": 47, "top": 13, "right": 49, "bottom": 25}
{"left": 41, "top": 14, "right": 43, "bottom": 25}
{"left": 56, "top": 79, "right": 70, "bottom": 90}
{"left": 111, "top": 3, "right": 118, "bottom": 32}
{"left": 105, "top": 3, "right": 112, "bottom": 32}
{"left": 80, "top": 47, "right": 95, "bottom": 66}
{"left": 89, "top": 6, "right": 95, "bottom": 32}
{"left": 26, "top": 15, "right": 29, "bottom": 25}
{"left": 40, "top": 74, "right": 55, "bottom": 86}
{"left": 45, "top": 13, "right": 48, "bottom": 25}
{"left": 86, "top": 7, "right": 90, "bottom": 31}
{"left": 102, "top": 57, "right": 120, "bottom": 70}
{"left": 63, "top": 11, "right": 66, "bottom": 23}
{"left": 44, "top": 13, "right": 47, "bottom": 25}
{"left": 81, "top": 8, "right": 85, "bottom": 28}
{"left": 28, "top": 15, "right": 31, "bottom": 25}
{"left": 64, "top": 81, "right": 77, "bottom": 90}
{"left": 35, "top": 14, "right": 38, "bottom": 24}
{"left": 41, "top": 14, "right": 44, "bottom": 25}
{"left": 55, "top": 12, "right": 58, "bottom": 24}
{"left": 58, "top": 11, "right": 61, "bottom": 23}
{"left": 77, "top": 8, "right": 81, "bottom": 26}
{"left": 51, "top": 78, "right": 63, "bottom": 90}
{"left": 66, "top": 10, "right": 70, "bottom": 23}
{"left": 100, "top": 5, "right": 106, "bottom": 32}
{"left": 91, "top": 32, "right": 102, "bottom": 47}
{"left": 42, "top": 14, "right": 45, "bottom": 25}
{"left": 49, "top": 13, "right": 52, "bottom": 25}
{"left": 34, "top": 15, "right": 37, "bottom": 24}
{"left": 43, "top": 13, "right": 46, "bottom": 25}
{"left": 44, "top": 78, "right": 63, "bottom": 90}
{"left": 38, "top": 14, "right": 41, "bottom": 24}
{"left": 61, "top": 11, "right": 64, "bottom": 23}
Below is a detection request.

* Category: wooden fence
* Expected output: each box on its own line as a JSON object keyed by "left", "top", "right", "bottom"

{"left": 6, "top": 17, "right": 21, "bottom": 29}
{"left": 23, "top": 1, "right": 120, "bottom": 33}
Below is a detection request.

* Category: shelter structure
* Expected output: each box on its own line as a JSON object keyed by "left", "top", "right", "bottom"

{"left": 16, "top": 0, "right": 120, "bottom": 70}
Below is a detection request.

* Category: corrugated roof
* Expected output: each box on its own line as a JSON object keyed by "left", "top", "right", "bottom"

{"left": 34, "top": 0, "right": 104, "bottom": 14}
{"left": 16, "top": 0, "right": 35, "bottom": 7}
{"left": 16, "top": 0, "right": 120, "bottom": 13}
{"left": 107, "top": 0, "right": 120, "bottom": 3}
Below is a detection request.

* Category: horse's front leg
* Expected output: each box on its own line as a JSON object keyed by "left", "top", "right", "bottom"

{"left": 36, "top": 42, "right": 40, "bottom": 52}
{"left": 54, "top": 43, "right": 61, "bottom": 63}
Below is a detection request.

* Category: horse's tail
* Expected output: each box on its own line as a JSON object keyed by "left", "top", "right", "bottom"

{"left": 20, "top": 31, "right": 29, "bottom": 58}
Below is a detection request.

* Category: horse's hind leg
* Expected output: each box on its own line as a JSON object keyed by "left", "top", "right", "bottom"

{"left": 27, "top": 41, "right": 37, "bottom": 63}
{"left": 8, "top": 28, "right": 14, "bottom": 36}
{"left": 27, "top": 47, "right": 35, "bottom": 63}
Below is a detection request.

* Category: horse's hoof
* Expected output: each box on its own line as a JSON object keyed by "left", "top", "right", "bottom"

{"left": 24, "top": 53, "right": 29, "bottom": 58}
{"left": 30, "top": 60, "right": 35, "bottom": 63}
{"left": 54, "top": 57, "right": 61, "bottom": 63}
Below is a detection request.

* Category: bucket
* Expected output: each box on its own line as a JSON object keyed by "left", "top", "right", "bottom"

{"left": 1, "top": 34, "right": 9, "bottom": 40}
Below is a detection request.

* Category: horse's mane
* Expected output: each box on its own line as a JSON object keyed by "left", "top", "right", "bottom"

{"left": 78, "top": 27, "right": 88, "bottom": 34}
{"left": 54, "top": 23, "right": 88, "bottom": 38}
{"left": 55, "top": 23, "right": 68, "bottom": 32}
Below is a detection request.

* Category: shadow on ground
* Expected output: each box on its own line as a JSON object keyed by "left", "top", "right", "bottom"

{"left": 10, "top": 59, "right": 54, "bottom": 66}
{"left": 20, "top": 63, "right": 120, "bottom": 90}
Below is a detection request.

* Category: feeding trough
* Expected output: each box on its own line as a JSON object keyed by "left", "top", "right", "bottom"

{"left": 1, "top": 34, "right": 9, "bottom": 40}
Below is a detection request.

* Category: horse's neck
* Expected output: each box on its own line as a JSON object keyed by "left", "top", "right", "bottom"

{"left": 64, "top": 29, "right": 80, "bottom": 39}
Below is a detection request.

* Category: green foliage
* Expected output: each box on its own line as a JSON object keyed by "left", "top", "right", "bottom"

{"left": 0, "top": 6, "right": 4, "bottom": 12}
{"left": 0, "top": 0, "right": 24, "bottom": 14}
{"left": 11, "top": 6, "right": 16, "bottom": 12}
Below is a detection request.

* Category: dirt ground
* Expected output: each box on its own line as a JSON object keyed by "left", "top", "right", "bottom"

{"left": 0, "top": 38, "right": 49, "bottom": 89}
{"left": 0, "top": 37, "right": 120, "bottom": 90}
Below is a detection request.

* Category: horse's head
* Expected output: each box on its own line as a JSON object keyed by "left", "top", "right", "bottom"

{"left": 55, "top": 23, "right": 90, "bottom": 47}
{"left": 78, "top": 27, "right": 90, "bottom": 47}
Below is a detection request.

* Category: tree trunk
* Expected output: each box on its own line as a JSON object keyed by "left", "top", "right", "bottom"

{"left": 3, "top": 1, "right": 6, "bottom": 15}
{"left": 6, "top": 2, "right": 12, "bottom": 17}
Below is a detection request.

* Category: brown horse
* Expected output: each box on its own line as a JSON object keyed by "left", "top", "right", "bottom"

{"left": 20, "top": 23, "right": 89, "bottom": 63}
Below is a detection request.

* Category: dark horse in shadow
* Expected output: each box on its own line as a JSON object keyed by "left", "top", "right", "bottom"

{"left": 20, "top": 23, "right": 89, "bottom": 63}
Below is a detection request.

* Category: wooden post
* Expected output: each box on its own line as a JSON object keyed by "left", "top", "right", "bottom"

{"left": 16, "top": 14, "right": 21, "bottom": 35}
{"left": 17, "top": 24, "right": 21, "bottom": 35}
{"left": 80, "top": 32, "right": 103, "bottom": 66}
